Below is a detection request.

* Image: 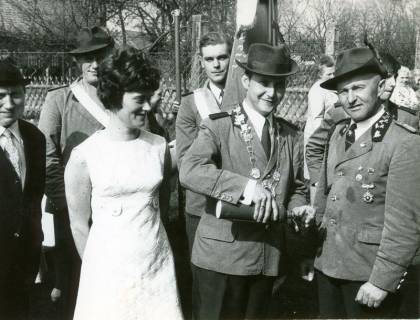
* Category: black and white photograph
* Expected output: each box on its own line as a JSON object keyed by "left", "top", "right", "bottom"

{"left": 0, "top": 0, "right": 420, "bottom": 319}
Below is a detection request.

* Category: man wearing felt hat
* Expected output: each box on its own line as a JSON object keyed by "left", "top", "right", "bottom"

{"left": 38, "top": 26, "right": 115, "bottom": 319}
{"left": 312, "top": 47, "right": 420, "bottom": 317}
{"left": 0, "top": 59, "right": 46, "bottom": 319}
{"left": 179, "top": 43, "right": 313, "bottom": 319}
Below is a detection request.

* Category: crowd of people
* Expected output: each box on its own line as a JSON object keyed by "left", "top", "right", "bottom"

{"left": 1, "top": 25, "right": 420, "bottom": 320}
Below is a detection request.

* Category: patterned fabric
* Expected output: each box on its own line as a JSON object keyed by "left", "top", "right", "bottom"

{"left": 73, "top": 130, "right": 182, "bottom": 320}
{"left": 2, "top": 129, "right": 20, "bottom": 179}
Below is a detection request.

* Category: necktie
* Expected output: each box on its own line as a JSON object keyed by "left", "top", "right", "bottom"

{"left": 261, "top": 119, "right": 271, "bottom": 158}
{"left": 2, "top": 129, "right": 21, "bottom": 179}
{"left": 345, "top": 123, "right": 357, "bottom": 151}
{"left": 218, "top": 90, "right": 224, "bottom": 105}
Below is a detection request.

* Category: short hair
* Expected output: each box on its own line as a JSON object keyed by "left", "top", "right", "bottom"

{"left": 199, "top": 32, "right": 232, "bottom": 55}
{"left": 379, "top": 53, "right": 400, "bottom": 77}
{"left": 317, "top": 55, "right": 334, "bottom": 77}
{"left": 97, "top": 47, "right": 160, "bottom": 110}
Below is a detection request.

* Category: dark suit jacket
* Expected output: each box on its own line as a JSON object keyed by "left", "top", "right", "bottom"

{"left": 314, "top": 112, "right": 420, "bottom": 292}
{"left": 0, "top": 119, "right": 45, "bottom": 297}
{"left": 179, "top": 106, "right": 307, "bottom": 276}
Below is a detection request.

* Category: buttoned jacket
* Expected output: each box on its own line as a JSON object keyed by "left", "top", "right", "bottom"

{"left": 306, "top": 103, "right": 419, "bottom": 185}
{"left": 176, "top": 81, "right": 227, "bottom": 216}
{"left": 0, "top": 120, "right": 45, "bottom": 285}
{"left": 179, "top": 106, "right": 307, "bottom": 276}
{"left": 314, "top": 112, "right": 420, "bottom": 292}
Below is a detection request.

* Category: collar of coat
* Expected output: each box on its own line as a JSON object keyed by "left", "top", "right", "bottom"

{"left": 338, "top": 111, "right": 392, "bottom": 142}
{"left": 231, "top": 104, "right": 283, "bottom": 133}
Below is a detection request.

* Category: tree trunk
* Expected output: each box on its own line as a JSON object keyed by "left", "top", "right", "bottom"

{"left": 118, "top": 4, "right": 126, "bottom": 46}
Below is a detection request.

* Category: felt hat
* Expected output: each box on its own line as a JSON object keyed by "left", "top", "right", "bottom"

{"left": 320, "top": 47, "right": 387, "bottom": 90}
{"left": 0, "top": 59, "right": 30, "bottom": 86}
{"left": 236, "top": 43, "right": 298, "bottom": 77}
{"left": 69, "top": 26, "right": 114, "bottom": 55}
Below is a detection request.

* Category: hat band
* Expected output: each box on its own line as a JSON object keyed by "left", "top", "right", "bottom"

{"left": 248, "top": 60, "right": 291, "bottom": 75}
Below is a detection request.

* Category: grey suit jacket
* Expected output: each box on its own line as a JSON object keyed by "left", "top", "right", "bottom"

{"left": 176, "top": 82, "right": 225, "bottom": 217}
{"left": 179, "top": 106, "right": 307, "bottom": 276}
{"left": 314, "top": 112, "right": 420, "bottom": 292}
{"left": 38, "top": 80, "right": 104, "bottom": 214}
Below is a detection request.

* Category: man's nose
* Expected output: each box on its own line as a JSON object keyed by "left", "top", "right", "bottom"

{"left": 91, "top": 60, "right": 99, "bottom": 68}
{"left": 1, "top": 94, "right": 14, "bottom": 109}
{"left": 348, "top": 90, "right": 356, "bottom": 104}
{"left": 142, "top": 101, "right": 152, "bottom": 112}
{"left": 213, "top": 59, "right": 221, "bottom": 68}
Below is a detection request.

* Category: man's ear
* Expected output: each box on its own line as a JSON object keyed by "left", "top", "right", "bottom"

{"left": 241, "top": 73, "right": 250, "bottom": 90}
{"left": 199, "top": 54, "right": 204, "bottom": 69}
{"left": 377, "top": 78, "right": 386, "bottom": 98}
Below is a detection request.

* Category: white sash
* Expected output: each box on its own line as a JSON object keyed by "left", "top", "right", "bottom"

{"left": 70, "top": 81, "right": 110, "bottom": 127}
{"left": 194, "top": 89, "right": 212, "bottom": 120}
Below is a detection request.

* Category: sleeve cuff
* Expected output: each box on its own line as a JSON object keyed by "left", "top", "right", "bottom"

{"left": 240, "top": 179, "right": 257, "bottom": 205}
{"left": 369, "top": 256, "right": 408, "bottom": 292}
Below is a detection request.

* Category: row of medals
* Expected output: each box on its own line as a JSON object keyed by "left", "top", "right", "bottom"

{"left": 356, "top": 166, "right": 375, "bottom": 203}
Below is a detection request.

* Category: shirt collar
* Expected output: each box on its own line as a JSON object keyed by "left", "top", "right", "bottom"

{"left": 242, "top": 99, "right": 273, "bottom": 135}
{"left": 351, "top": 105, "right": 385, "bottom": 133}
{"left": 208, "top": 81, "right": 223, "bottom": 102}
{"left": 0, "top": 121, "right": 23, "bottom": 144}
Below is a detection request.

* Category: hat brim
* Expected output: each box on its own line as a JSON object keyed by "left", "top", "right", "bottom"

{"left": 69, "top": 43, "right": 112, "bottom": 55}
{"left": 320, "top": 65, "right": 385, "bottom": 90}
{"left": 235, "top": 59, "right": 298, "bottom": 77}
{"left": 0, "top": 78, "right": 31, "bottom": 86}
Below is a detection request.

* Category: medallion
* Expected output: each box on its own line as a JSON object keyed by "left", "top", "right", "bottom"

{"left": 355, "top": 174, "right": 363, "bottom": 182}
{"left": 362, "top": 190, "right": 374, "bottom": 203}
{"left": 250, "top": 168, "right": 261, "bottom": 179}
{"left": 273, "top": 171, "right": 281, "bottom": 181}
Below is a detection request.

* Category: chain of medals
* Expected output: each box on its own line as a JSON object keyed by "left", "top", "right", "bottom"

{"left": 233, "top": 106, "right": 282, "bottom": 197}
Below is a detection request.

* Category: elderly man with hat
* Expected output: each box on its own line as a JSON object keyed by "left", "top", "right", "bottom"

{"left": 312, "top": 47, "right": 420, "bottom": 317}
{"left": 179, "top": 43, "right": 313, "bottom": 319}
{"left": 0, "top": 59, "right": 46, "bottom": 319}
{"left": 38, "top": 26, "right": 114, "bottom": 319}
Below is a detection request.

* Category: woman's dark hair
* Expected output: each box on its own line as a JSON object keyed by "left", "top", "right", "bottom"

{"left": 97, "top": 47, "right": 160, "bottom": 110}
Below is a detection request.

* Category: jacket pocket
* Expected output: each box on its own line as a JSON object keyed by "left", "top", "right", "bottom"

{"left": 199, "top": 217, "right": 235, "bottom": 243}
{"left": 357, "top": 226, "right": 383, "bottom": 244}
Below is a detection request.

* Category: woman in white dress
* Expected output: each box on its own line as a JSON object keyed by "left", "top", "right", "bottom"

{"left": 65, "top": 47, "right": 183, "bottom": 320}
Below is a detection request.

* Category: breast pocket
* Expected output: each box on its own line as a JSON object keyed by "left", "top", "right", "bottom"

{"left": 357, "top": 225, "right": 383, "bottom": 244}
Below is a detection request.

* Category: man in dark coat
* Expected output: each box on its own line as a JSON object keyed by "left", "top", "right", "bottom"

{"left": 0, "top": 59, "right": 46, "bottom": 319}
{"left": 313, "top": 47, "right": 420, "bottom": 317}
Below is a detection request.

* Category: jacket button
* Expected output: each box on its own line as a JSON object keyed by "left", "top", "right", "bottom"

{"left": 337, "top": 171, "right": 344, "bottom": 176}
{"left": 329, "top": 219, "right": 336, "bottom": 225}
{"left": 14, "top": 232, "right": 20, "bottom": 238}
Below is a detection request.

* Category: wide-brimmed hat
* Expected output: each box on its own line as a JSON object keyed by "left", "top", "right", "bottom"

{"left": 320, "top": 47, "right": 387, "bottom": 90}
{"left": 236, "top": 43, "right": 298, "bottom": 77}
{"left": 69, "top": 26, "right": 114, "bottom": 55}
{"left": 0, "top": 59, "right": 30, "bottom": 86}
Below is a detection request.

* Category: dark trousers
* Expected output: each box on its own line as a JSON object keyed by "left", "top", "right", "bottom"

{"left": 184, "top": 213, "right": 201, "bottom": 319}
{"left": 316, "top": 270, "right": 400, "bottom": 318}
{"left": 398, "top": 264, "right": 420, "bottom": 318}
{"left": 0, "top": 244, "right": 40, "bottom": 320}
{"left": 52, "top": 214, "right": 81, "bottom": 320}
{"left": 193, "top": 265, "right": 275, "bottom": 320}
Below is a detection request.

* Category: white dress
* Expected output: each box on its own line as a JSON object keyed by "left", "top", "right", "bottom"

{"left": 72, "top": 130, "right": 183, "bottom": 320}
